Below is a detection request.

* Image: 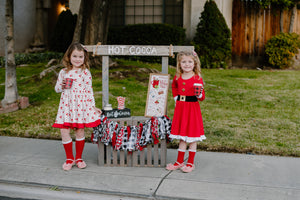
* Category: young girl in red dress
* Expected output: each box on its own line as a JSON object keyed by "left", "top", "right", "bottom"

{"left": 166, "top": 51, "right": 206, "bottom": 173}
{"left": 52, "top": 43, "right": 102, "bottom": 171}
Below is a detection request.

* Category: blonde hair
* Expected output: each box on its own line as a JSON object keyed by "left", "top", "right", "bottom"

{"left": 175, "top": 51, "right": 201, "bottom": 78}
{"left": 62, "top": 42, "right": 90, "bottom": 73}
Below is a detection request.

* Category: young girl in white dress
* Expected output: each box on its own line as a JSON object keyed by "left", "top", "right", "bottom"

{"left": 53, "top": 43, "right": 102, "bottom": 171}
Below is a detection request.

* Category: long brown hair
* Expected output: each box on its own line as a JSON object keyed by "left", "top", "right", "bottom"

{"left": 175, "top": 51, "right": 201, "bottom": 78}
{"left": 62, "top": 42, "right": 89, "bottom": 72}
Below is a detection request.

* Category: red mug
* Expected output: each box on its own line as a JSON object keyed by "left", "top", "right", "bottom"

{"left": 65, "top": 78, "right": 73, "bottom": 89}
{"left": 193, "top": 83, "right": 203, "bottom": 96}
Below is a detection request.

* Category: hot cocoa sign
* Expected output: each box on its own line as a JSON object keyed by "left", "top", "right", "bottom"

{"left": 108, "top": 46, "right": 158, "bottom": 56}
{"left": 89, "top": 45, "right": 173, "bottom": 56}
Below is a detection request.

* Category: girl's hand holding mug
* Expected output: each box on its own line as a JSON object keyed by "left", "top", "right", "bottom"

{"left": 61, "top": 79, "right": 66, "bottom": 89}
{"left": 193, "top": 83, "right": 203, "bottom": 97}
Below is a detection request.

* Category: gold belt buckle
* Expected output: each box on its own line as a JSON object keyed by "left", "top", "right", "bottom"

{"left": 180, "top": 95, "right": 186, "bottom": 101}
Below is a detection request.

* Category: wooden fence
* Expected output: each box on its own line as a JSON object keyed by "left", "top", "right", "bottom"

{"left": 232, "top": 0, "right": 300, "bottom": 66}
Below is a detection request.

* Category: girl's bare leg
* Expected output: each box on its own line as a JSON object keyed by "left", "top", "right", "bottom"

{"left": 179, "top": 140, "right": 187, "bottom": 150}
{"left": 75, "top": 128, "right": 85, "bottom": 139}
{"left": 61, "top": 128, "right": 71, "bottom": 142}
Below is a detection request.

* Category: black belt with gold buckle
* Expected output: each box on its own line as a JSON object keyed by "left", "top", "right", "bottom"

{"left": 177, "top": 95, "right": 198, "bottom": 102}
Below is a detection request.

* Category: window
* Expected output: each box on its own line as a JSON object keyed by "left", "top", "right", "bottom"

{"left": 110, "top": 0, "right": 183, "bottom": 27}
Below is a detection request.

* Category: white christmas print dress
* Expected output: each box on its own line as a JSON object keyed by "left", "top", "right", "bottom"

{"left": 52, "top": 68, "right": 101, "bottom": 129}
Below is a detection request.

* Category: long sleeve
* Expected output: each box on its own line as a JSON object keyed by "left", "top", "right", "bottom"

{"left": 197, "top": 78, "right": 205, "bottom": 101}
{"left": 83, "top": 69, "right": 96, "bottom": 107}
{"left": 55, "top": 69, "right": 65, "bottom": 93}
{"left": 172, "top": 76, "right": 178, "bottom": 98}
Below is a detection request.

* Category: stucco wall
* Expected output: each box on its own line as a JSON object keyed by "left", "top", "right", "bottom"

{"left": 0, "top": 0, "right": 36, "bottom": 56}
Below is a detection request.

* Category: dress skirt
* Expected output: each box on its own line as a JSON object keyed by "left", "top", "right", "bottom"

{"left": 170, "top": 100, "right": 206, "bottom": 142}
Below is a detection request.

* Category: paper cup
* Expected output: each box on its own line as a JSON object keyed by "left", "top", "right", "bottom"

{"left": 193, "top": 83, "right": 203, "bottom": 96}
{"left": 117, "top": 96, "right": 125, "bottom": 110}
{"left": 65, "top": 78, "right": 73, "bottom": 89}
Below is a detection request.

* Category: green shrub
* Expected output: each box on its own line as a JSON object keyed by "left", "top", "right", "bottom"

{"left": 193, "top": 0, "right": 231, "bottom": 69}
{"left": 265, "top": 32, "right": 300, "bottom": 69}
{"left": 108, "top": 23, "right": 186, "bottom": 45}
{"left": 107, "top": 23, "right": 186, "bottom": 64}
{"left": 0, "top": 52, "right": 63, "bottom": 67}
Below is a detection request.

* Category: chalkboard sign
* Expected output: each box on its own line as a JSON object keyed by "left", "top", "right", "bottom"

{"left": 145, "top": 73, "right": 170, "bottom": 117}
{"left": 103, "top": 108, "right": 131, "bottom": 119}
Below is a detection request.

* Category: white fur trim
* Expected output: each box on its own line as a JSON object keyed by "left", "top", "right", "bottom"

{"left": 169, "top": 135, "right": 206, "bottom": 143}
{"left": 62, "top": 139, "right": 72, "bottom": 144}
{"left": 76, "top": 137, "right": 85, "bottom": 141}
{"left": 174, "top": 96, "right": 178, "bottom": 102}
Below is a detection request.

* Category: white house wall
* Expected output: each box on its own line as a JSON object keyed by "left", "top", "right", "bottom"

{"left": 0, "top": 0, "right": 36, "bottom": 56}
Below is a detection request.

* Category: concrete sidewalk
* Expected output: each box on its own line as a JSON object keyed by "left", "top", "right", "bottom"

{"left": 0, "top": 136, "right": 299, "bottom": 200}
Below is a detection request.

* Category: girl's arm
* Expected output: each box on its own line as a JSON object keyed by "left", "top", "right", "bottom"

{"left": 197, "top": 78, "right": 205, "bottom": 101}
{"left": 55, "top": 69, "right": 65, "bottom": 93}
{"left": 83, "top": 69, "right": 96, "bottom": 107}
{"left": 84, "top": 69, "right": 102, "bottom": 114}
{"left": 172, "top": 76, "right": 178, "bottom": 98}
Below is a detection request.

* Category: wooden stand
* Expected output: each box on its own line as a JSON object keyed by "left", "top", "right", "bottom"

{"left": 85, "top": 44, "right": 194, "bottom": 167}
{"left": 97, "top": 116, "right": 167, "bottom": 167}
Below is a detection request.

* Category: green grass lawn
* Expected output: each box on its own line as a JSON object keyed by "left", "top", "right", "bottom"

{"left": 0, "top": 59, "right": 299, "bottom": 157}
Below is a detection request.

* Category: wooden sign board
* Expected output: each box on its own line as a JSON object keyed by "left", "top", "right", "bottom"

{"left": 85, "top": 45, "right": 173, "bottom": 56}
{"left": 145, "top": 73, "right": 170, "bottom": 117}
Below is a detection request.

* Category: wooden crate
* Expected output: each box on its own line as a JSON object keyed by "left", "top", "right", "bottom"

{"left": 97, "top": 116, "right": 167, "bottom": 167}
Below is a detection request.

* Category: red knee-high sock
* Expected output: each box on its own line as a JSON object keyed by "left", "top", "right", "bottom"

{"left": 75, "top": 137, "right": 85, "bottom": 163}
{"left": 62, "top": 139, "right": 74, "bottom": 164}
{"left": 187, "top": 149, "right": 196, "bottom": 167}
{"left": 174, "top": 149, "right": 185, "bottom": 166}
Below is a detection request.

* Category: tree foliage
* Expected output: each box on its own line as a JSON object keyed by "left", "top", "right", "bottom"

{"left": 255, "top": 0, "right": 296, "bottom": 9}
{"left": 49, "top": 10, "right": 77, "bottom": 52}
{"left": 193, "top": 0, "right": 231, "bottom": 68}
{"left": 265, "top": 32, "right": 300, "bottom": 68}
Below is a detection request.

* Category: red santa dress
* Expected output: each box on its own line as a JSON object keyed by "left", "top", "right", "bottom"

{"left": 170, "top": 75, "right": 206, "bottom": 142}
{"left": 52, "top": 68, "right": 101, "bottom": 129}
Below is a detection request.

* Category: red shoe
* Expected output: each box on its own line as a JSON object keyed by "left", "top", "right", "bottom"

{"left": 62, "top": 159, "right": 75, "bottom": 171}
{"left": 181, "top": 163, "right": 195, "bottom": 173}
{"left": 76, "top": 159, "right": 87, "bottom": 169}
{"left": 166, "top": 162, "right": 184, "bottom": 171}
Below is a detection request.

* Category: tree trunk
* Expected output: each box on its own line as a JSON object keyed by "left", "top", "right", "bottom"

{"left": 289, "top": 4, "right": 297, "bottom": 33}
{"left": 280, "top": 9, "right": 284, "bottom": 32}
{"left": 31, "top": 0, "right": 45, "bottom": 47}
{"left": 72, "top": 0, "right": 85, "bottom": 43}
{"left": 2, "top": 0, "right": 18, "bottom": 107}
{"left": 72, "top": 0, "right": 112, "bottom": 45}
